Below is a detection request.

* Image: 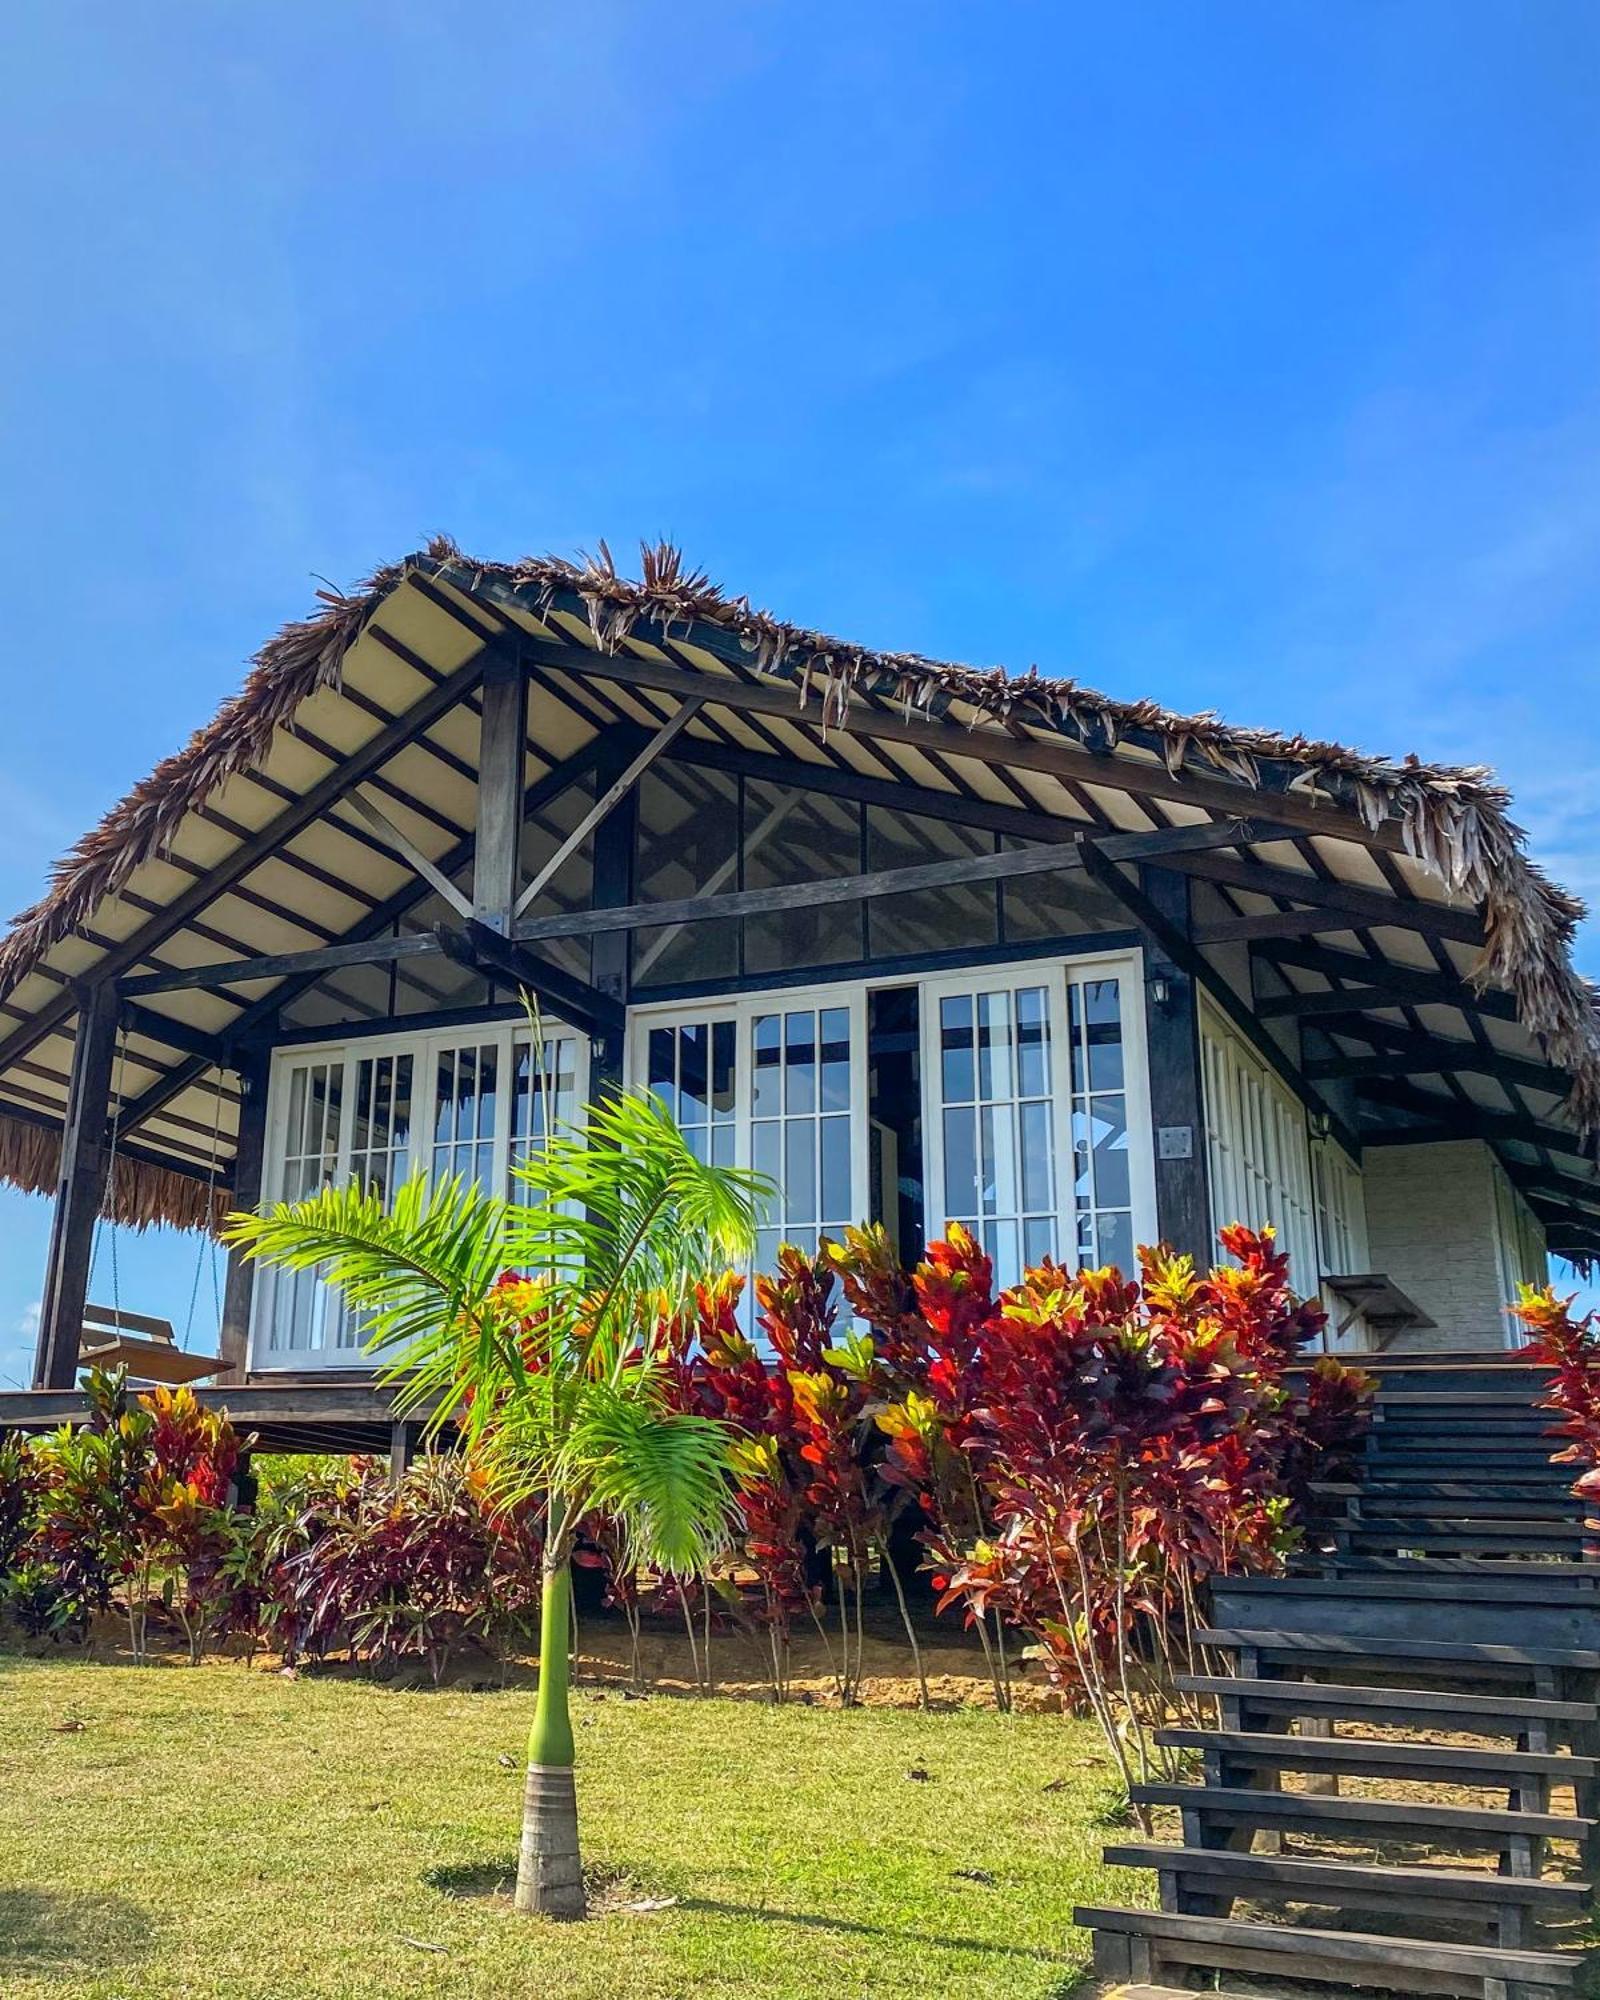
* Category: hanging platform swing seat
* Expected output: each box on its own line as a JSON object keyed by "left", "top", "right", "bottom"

{"left": 77, "top": 1304, "right": 223, "bottom": 1387}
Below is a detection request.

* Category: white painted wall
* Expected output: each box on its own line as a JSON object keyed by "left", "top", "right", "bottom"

{"left": 1361, "top": 1138, "right": 1547, "bottom": 1351}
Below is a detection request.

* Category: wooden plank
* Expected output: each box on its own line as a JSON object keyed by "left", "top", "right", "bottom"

{"left": 1072, "top": 1905, "right": 1579, "bottom": 1982}
{"left": 1255, "top": 938, "right": 1521, "bottom": 1020}
{"left": 1103, "top": 1843, "right": 1591, "bottom": 1907}
{"left": 1138, "top": 867, "right": 1210, "bottom": 1265}
{"left": 472, "top": 651, "right": 526, "bottom": 933}
{"left": 433, "top": 922, "right": 625, "bottom": 1039}
{"left": 1195, "top": 1625, "right": 1600, "bottom": 1670}
{"left": 1306, "top": 1033, "right": 1568, "bottom": 1098}
{"left": 1130, "top": 1782, "right": 1590, "bottom": 1842}
{"left": 1155, "top": 1726, "right": 1597, "bottom": 1780}
{"left": 344, "top": 791, "right": 472, "bottom": 918}
{"left": 33, "top": 984, "right": 119, "bottom": 1390}
{"left": 1174, "top": 1674, "right": 1596, "bottom": 1724}
{"left": 1172, "top": 849, "right": 1484, "bottom": 944}
{"left": 119, "top": 931, "right": 446, "bottom": 998}
{"left": 218, "top": 1045, "right": 269, "bottom": 1384}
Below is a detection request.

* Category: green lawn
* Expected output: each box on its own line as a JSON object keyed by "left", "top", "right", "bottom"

{"left": 0, "top": 1651, "right": 1142, "bottom": 2000}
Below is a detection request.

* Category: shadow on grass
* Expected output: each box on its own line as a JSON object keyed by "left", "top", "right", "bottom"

{"left": 424, "top": 1862, "right": 1079, "bottom": 1970}
{"left": 680, "top": 1897, "right": 1069, "bottom": 1966}
{"left": 0, "top": 1887, "right": 152, "bottom": 1974}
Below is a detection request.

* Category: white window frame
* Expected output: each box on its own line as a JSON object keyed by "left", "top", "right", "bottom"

{"left": 625, "top": 980, "right": 874, "bottom": 1280}
{"left": 919, "top": 950, "right": 1158, "bottom": 1286}
{"left": 250, "top": 1017, "right": 588, "bottom": 1371}
{"left": 1199, "top": 996, "right": 1319, "bottom": 1298}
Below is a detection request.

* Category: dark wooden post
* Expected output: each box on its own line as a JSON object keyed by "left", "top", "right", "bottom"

{"left": 587, "top": 733, "right": 638, "bottom": 1098}
{"left": 473, "top": 648, "right": 526, "bottom": 934}
{"left": 218, "top": 1044, "right": 270, "bottom": 1385}
{"left": 34, "top": 983, "right": 120, "bottom": 1389}
{"left": 1138, "top": 866, "right": 1212, "bottom": 1267}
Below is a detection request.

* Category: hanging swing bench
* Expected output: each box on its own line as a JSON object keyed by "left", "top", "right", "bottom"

{"left": 78, "top": 1303, "right": 223, "bottom": 1385}
{"left": 75, "top": 1020, "right": 226, "bottom": 1388}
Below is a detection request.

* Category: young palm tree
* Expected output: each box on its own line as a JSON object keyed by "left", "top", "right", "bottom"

{"left": 227, "top": 1084, "right": 767, "bottom": 1919}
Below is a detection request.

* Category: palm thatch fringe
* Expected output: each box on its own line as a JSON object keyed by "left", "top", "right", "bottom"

{"left": 0, "top": 537, "right": 1596, "bottom": 1142}
{"left": 0, "top": 1110, "right": 229, "bottom": 1236}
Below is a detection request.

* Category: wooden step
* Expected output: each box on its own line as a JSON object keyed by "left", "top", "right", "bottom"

{"left": 1195, "top": 1626, "right": 1600, "bottom": 1672}
{"left": 1132, "top": 1781, "right": 1592, "bottom": 1845}
{"left": 1156, "top": 1728, "right": 1597, "bottom": 1783}
{"left": 1173, "top": 1674, "right": 1598, "bottom": 1727}
{"left": 1330, "top": 1554, "right": 1598, "bottom": 1575}
{"left": 1361, "top": 1469, "right": 1577, "bottom": 1490}
{"left": 1341, "top": 1528, "right": 1588, "bottom": 1553}
{"left": 1346, "top": 1492, "right": 1580, "bottom": 1516}
{"left": 1103, "top": 1841, "right": 1593, "bottom": 1911}
{"left": 1075, "top": 1905, "right": 1580, "bottom": 1989}
{"left": 1376, "top": 1391, "right": 1551, "bottom": 1406}
{"left": 1216, "top": 1569, "right": 1600, "bottom": 1599}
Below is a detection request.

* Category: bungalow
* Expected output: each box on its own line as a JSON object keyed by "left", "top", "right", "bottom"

{"left": 1, "top": 541, "right": 1596, "bottom": 1449}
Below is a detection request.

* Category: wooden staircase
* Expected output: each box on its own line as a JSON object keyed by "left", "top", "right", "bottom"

{"left": 1077, "top": 1355, "right": 1600, "bottom": 1998}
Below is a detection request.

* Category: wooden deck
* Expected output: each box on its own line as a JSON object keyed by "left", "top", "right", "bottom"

{"left": 0, "top": 1373, "right": 436, "bottom": 1454}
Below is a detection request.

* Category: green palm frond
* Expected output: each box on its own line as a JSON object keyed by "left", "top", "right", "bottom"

{"left": 507, "top": 1087, "right": 771, "bottom": 1331}
{"left": 559, "top": 1383, "right": 740, "bottom": 1575}
{"left": 225, "top": 1172, "right": 507, "bottom": 1360}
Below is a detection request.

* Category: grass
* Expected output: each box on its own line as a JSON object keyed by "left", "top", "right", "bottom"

{"left": 0, "top": 1649, "right": 1144, "bottom": 2000}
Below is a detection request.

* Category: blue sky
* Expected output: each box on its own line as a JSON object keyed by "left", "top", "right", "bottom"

{"left": 0, "top": 3, "right": 1596, "bottom": 1385}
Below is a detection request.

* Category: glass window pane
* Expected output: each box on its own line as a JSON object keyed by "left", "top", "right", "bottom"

{"left": 1016, "top": 987, "right": 1050, "bottom": 1099}
{"left": 679, "top": 1024, "right": 709, "bottom": 1124}
{"left": 978, "top": 990, "right": 1014, "bottom": 1102}
{"left": 1023, "top": 1216, "right": 1055, "bottom": 1270}
{"left": 1097, "top": 1209, "right": 1135, "bottom": 1277}
{"left": 865, "top": 806, "right": 998, "bottom": 958}
{"left": 711, "top": 1021, "right": 737, "bottom": 1120}
{"left": 751, "top": 1014, "right": 782, "bottom": 1117}
{"left": 940, "top": 994, "right": 974, "bottom": 1104}
{"left": 1020, "top": 1100, "right": 1053, "bottom": 1213}
{"left": 785, "top": 1011, "right": 817, "bottom": 1115}
{"left": 743, "top": 781, "right": 863, "bottom": 974}
{"left": 1091, "top": 1095, "right": 1131, "bottom": 1209}
{"left": 752, "top": 1119, "right": 782, "bottom": 1188}
{"left": 784, "top": 1121, "right": 816, "bottom": 1224}
{"left": 821, "top": 1115, "right": 852, "bottom": 1224}
{"left": 648, "top": 1027, "right": 675, "bottom": 1110}
{"left": 1084, "top": 979, "right": 1124, "bottom": 1090}
{"left": 1002, "top": 840, "right": 1124, "bottom": 943}
{"left": 942, "top": 1105, "right": 978, "bottom": 1223}
{"left": 632, "top": 768, "right": 740, "bottom": 986}
{"left": 819, "top": 1008, "right": 850, "bottom": 1112}
{"left": 981, "top": 1102, "right": 1019, "bottom": 1217}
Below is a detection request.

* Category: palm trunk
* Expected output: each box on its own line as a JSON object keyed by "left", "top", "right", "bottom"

{"left": 516, "top": 1560, "right": 584, "bottom": 1918}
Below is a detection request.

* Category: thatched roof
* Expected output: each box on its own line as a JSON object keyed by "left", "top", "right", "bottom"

{"left": 1, "top": 535, "right": 1597, "bottom": 1234}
